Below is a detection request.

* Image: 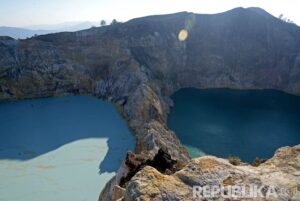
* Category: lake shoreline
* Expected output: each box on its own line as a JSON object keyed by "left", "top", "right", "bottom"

{"left": 0, "top": 96, "right": 135, "bottom": 201}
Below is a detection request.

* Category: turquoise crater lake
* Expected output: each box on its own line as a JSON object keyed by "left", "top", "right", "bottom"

{"left": 0, "top": 96, "right": 134, "bottom": 201}
{"left": 168, "top": 88, "right": 300, "bottom": 162}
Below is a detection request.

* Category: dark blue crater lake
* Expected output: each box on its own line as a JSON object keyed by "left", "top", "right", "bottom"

{"left": 168, "top": 88, "right": 300, "bottom": 162}
{"left": 0, "top": 96, "right": 134, "bottom": 201}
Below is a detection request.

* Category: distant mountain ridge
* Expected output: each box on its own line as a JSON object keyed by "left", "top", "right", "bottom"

{"left": 24, "top": 21, "right": 97, "bottom": 30}
{"left": 0, "top": 21, "right": 100, "bottom": 39}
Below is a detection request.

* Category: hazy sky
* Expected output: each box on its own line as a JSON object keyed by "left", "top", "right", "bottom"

{"left": 0, "top": 0, "right": 300, "bottom": 27}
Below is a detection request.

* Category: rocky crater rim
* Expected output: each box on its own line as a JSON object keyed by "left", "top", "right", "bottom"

{"left": 1, "top": 7, "right": 300, "bottom": 201}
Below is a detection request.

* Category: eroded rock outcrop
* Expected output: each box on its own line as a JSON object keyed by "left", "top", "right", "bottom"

{"left": 123, "top": 145, "right": 300, "bottom": 201}
{"left": 1, "top": 7, "right": 300, "bottom": 201}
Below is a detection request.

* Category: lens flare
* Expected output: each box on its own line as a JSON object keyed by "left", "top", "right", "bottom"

{"left": 178, "top": 29, "right": 188, "bottom": 41}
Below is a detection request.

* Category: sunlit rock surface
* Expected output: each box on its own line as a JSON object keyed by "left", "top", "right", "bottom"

{"left": 123, "top": 145, "right": 300, "bottom": 201}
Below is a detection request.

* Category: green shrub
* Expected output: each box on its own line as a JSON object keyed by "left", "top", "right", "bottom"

{"left": 251, "top": 157, "right": 267, "bottom": 167}
{"left": 228, "top": 155, "right": 242, "bottom": 166}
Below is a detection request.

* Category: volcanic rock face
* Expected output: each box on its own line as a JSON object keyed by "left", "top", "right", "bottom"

{"left": 1, "top": 7, "right": 300, "bottom": 201}
{"left": 123, "top": 145, "right": 300, "bottom": 201}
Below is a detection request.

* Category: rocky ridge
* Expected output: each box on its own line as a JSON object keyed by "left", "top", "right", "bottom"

{"left": 122, "top": 145, "right": 300, "bottom": 201}
{"left": 0, "top": 7, "right": 300, "bottom": 201}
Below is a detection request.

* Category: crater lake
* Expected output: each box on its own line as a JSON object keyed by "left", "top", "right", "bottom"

{"left": 168, "top": 88, "right": 300, "bottom": 162}
{"left": 0, "top": 96, "right": 134, "bottom": 201}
